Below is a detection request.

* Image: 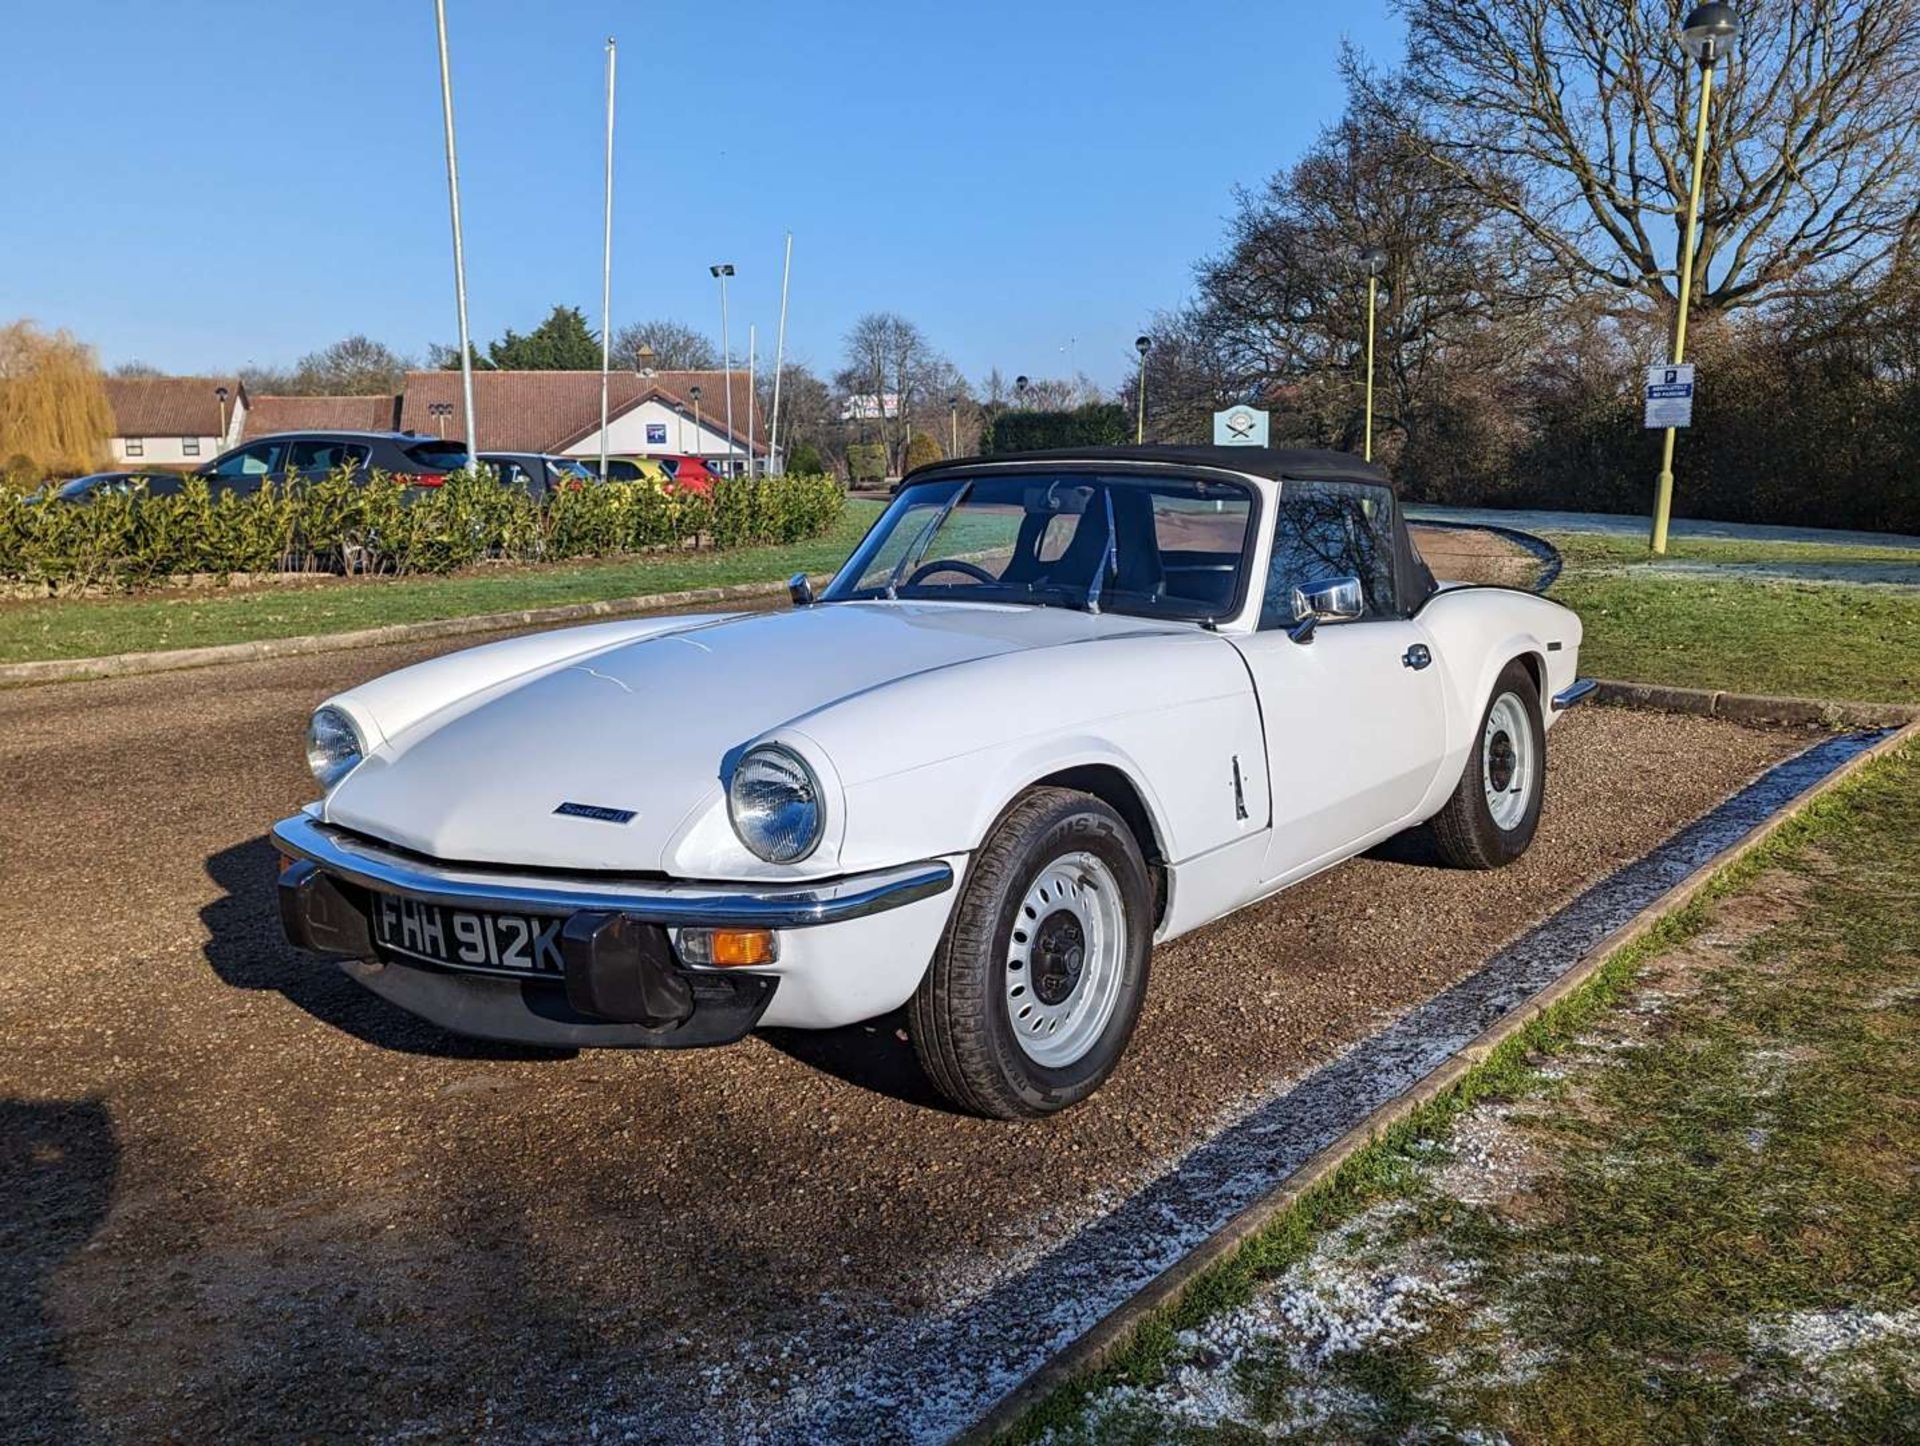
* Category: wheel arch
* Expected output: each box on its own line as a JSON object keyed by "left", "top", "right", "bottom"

{"left": 1008, "top": 761, "right": 1170, "bottom": 926}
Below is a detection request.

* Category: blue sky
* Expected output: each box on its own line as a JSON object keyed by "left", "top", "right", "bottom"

{"left": 1, "top": 2, "right": 1403, "bottom": 388}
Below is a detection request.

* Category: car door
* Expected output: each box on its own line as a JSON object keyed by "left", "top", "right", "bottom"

{"left": 286, "top": 438, "right": 369, "bottom": 483}
{"left": 1231, "top": 478, "right": 1448, "bottom": 885}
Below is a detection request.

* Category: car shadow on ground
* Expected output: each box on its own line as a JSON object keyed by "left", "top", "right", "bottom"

{"left": 759, "top": 1013, "right": 967, "bottom": 1115}
{"left": 200, "top": 836, "right": 571, "bottom": 1062}
{"left": 0, "top": 1097, "right": 116, "bottom": 1440}
{"left": 1364, "top": 822, "right": 1451, "bottom": 869}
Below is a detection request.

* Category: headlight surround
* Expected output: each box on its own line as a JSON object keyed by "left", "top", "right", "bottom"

{"left": 305, "top": 705, "right": 365, "bottom": 792}
{"left": 727, "top": 744, "right": 824, "bottom": 863}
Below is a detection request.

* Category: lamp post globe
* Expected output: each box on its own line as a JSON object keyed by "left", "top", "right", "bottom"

{"left": 1356, "top": 246, "right": 1388, "bottom": 277}
{"left": 1680, "top": 2, "right": 1740, "bottom": 64}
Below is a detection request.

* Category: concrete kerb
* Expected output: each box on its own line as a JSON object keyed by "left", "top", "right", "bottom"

{"left": 964, "top": 713, "right": 1920, "bottom": 1444}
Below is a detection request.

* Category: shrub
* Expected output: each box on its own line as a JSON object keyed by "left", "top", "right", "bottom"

{"left": 785, "top": 440, "right": 825, "bottom": 475}
{"left": 846, "top": 442, "right": 888, "bottom": 483}
{"left": 2, "top": 468, "right": 846, "bottom": 593}
{"left": 904, "top": 432, "right": 943, "bottom": 472}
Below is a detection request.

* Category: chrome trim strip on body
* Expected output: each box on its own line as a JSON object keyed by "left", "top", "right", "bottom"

{"left": 270, "top": 813, "right": 954, "bottom": 928}
{"left": 1551, "top": 677, "right": 1599, "bottom": 711}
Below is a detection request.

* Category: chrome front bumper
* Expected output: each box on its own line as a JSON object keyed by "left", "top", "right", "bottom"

{"left": 269, "top": 812, "right": 955, "bottom": 928}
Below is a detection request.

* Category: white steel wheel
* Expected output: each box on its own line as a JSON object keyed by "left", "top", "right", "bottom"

{"left": 1003, "top": 851, "right": 1128, "bottom": 1068}
{"left": 908, "top": 787, "right": 1154, "bottom": 1119}
{"left": 1481, "top": 691, "right": 1536, "bottom": 833}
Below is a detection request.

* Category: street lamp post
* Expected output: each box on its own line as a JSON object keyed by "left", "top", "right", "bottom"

{"left": 1650, "top": 1, "right": 1741, "bottom": 554}
{"left": 709, "top": 263, "right": 735, "bottom": 475}
{"left": 1356, "top": 247, "right": 1388, "bottom": 462}
{"left": 428, "top": 400, "right": 454, "bottom": 438}
{"left": 214, "top": 385, "right": 230, "bottom": 446}
{"left": 1133, "top": 335, "right": 1151, "bottom": 443}
{"left": 947, "top": 396, "right": 959, "bottom": 456}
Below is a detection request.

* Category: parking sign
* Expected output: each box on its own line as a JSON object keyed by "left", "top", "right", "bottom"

{"left": 1644, "top": 364, "right": 1695, "bottom": 428}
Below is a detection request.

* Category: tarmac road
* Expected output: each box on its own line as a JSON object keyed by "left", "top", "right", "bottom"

{"left": 0, "top": 608, "right": 1808, "bottom": 1442}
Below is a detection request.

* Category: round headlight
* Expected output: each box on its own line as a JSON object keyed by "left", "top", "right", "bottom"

{"left": 306, "top": 705, "right": 365, "bottom": 791}
{"left": 728, "top": 745, "right": 823, "bottom": 863}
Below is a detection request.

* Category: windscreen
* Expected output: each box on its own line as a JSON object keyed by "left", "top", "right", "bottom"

{"left": 822, "top": 472, "right": 1255, "bottom": 622}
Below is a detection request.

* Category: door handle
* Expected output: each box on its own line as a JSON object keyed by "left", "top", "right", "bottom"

{"left": 1402, "top": 644, "right": 1432, "bottom": 670}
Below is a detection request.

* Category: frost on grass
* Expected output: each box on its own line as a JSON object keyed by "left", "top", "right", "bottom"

{"left": 1748, "top": 1309, "right": 1920, "bottom": 1403}
{"left": 1051, "top": 1201, "right": 1480, "bottom": 1441}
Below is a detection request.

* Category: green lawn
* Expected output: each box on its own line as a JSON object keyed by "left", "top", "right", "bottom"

{"left": 0, "top": 501, "right": 882, "bottom": 664}
{"left": 1557, "top": 572, "right": 1920, "bottom": 703}
{"left": 1020, "top": 745, "right": 1920, "bottom": 1443}
{"left": 1547, "top": 531, "right": 1920, "bottom": 568}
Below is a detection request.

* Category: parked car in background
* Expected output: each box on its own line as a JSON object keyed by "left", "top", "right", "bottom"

{"left": 195, "top": 432, "right": 473, "bottom": 496}
{"left": 274, "top": 446, "right": 1594, "bottom": 1119}
{"left": 479, "top": 452, "right": 595, "bottom": 498}
{"left": 658, "top": 454, "right": 718, "bottom": 494}
{"left": 587, "top": 455, "right": 673, "bottom": 486}
{"left": 584, "top": 454, "right": 719, "bottom": 495}
{"left": 33, "top": 470, "right": 189, "bottom": 504}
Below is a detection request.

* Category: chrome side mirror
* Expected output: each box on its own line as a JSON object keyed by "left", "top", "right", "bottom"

{"left": 788, "top": 572, "right": 815, "bottom": 607}
{"left": 1287, "top": 575, "right": 1363, "bottom": 644}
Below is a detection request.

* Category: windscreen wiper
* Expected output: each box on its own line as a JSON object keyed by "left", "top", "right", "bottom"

{"left": 885, "top": 480, "right": 972, "bottom": 600}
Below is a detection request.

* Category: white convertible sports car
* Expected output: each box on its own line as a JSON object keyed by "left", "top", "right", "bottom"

{"left": 275, "top": 446, "right": 1593, "bottom": 1117}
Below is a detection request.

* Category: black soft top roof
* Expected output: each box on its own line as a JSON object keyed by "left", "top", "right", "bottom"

{"left": 906, "top": 445, "right": 1395, "bottom": 491}
{"left": 901, "top": 444, "right": 1436, "bottom": 616}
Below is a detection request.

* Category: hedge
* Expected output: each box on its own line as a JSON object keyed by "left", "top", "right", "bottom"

{"left": 982, "top": 402, "right": 1130, "bottom": 456}
{"left": 0, "top": 469, "right": 845, "bottom": 592}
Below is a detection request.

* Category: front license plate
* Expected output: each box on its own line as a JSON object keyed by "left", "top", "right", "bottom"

{"left": 371, "top": 892, "right": 565, "bottom": 977}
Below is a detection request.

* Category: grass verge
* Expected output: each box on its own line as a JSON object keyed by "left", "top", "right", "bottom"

{"left": 0, "top": 501, "right": 882, "bottom": 664}
{"left": 1547, "top": 532, "right": 1920, "bottom": 568}
{"left": 1555, "top": 572, "right": 1920, "bottom": 704}
{"left": 1005, "top": 740, "right": 1919, "bottom": 1443}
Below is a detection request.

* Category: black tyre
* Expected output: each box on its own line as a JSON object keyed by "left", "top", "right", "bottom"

{"left": 908, "top": 788, "right": 1154, "bottom": 1119}
{"left": 1430, "top": 659, "right": 1546, "bottom": 870}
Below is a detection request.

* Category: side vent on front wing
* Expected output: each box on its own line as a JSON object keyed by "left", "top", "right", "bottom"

{"left": 1231, "top": 755, "right": 1249, "bottom": 821}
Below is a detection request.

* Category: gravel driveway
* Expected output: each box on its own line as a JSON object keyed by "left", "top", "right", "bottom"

{"left": 0, "top": 611, "right": 1805, "bottom": 1442}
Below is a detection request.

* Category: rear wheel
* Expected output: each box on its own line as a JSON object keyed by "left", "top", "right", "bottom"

{"left": 909, "top": 788, "right": 1153, "bottom": 1119}
{"left": 1430, "top": 659, "right": 1545, "bottom": 869}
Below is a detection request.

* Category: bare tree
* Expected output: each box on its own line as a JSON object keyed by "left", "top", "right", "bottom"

{"left": 837, "top": 312, "right": 948, "bottom": 472}
{"left": 1194, "top": 83, "right": 1542, "bottom": 457}
{"left": 612, "top": 319, "right": 719, "bottom": 371}
{"left": 110, "top": 360, "right": 165, "bottom": 378}
{"left": 1380, "top": 0, "right": 1920, "bottom": 313}
{"left": 285, "top": 335, "right": 413, "bottom": 395}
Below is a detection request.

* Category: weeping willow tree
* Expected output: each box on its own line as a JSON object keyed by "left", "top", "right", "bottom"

{"left": 0, "top": 321, "right": 113, "bottom": 485}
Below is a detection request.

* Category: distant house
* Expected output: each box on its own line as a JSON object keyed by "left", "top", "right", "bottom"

{"left": 242, "top": 394, "right": 401, "bottom": 439}
{"left": 102, "top": 376, "right": 245, "bottom": 467}
{"left": 397, "top": 369, "right": 771, "bottom": 472}
{"left": 102, "top": 368, "right": 775, "bottom": 474}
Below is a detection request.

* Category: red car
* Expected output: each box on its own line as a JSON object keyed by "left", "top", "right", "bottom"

{"left": 658, "top": 454, "right": 719, "bottom": 494}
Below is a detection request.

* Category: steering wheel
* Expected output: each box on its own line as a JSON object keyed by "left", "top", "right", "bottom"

{"left": 906, "top": 558, "right": 998, "bottom": 587}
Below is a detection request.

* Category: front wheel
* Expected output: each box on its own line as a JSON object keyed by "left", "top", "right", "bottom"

{"left": 1430, "top": 659, "right": 1546, "bottom": 869}
{"left": 909, "top": 788, "right": 1154, "bottom": 1119}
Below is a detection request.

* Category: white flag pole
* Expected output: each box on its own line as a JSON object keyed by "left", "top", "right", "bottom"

{"left": 433, "top": 0, "right": 477, "bottom": 457}
{"left": 768, "top": 231, "right": 792, "bottom": 474}
{"left": 597, "top": 37, "right": 616, "bottom": 479}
